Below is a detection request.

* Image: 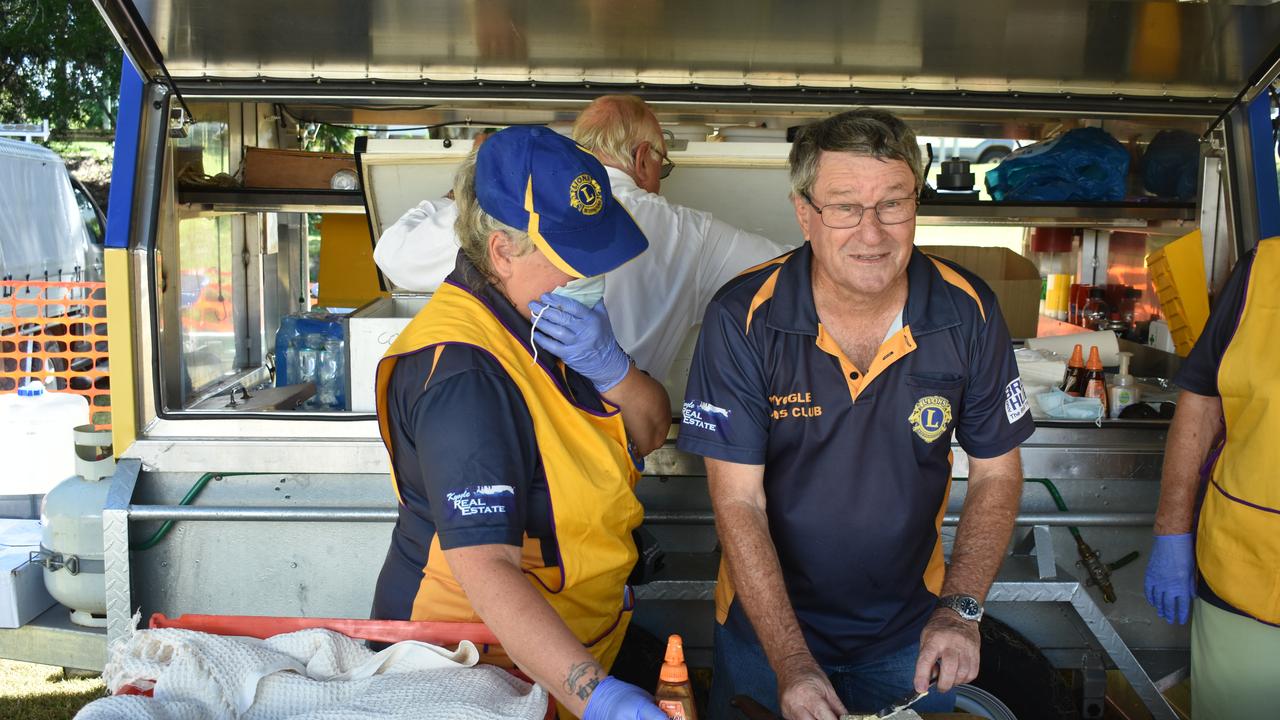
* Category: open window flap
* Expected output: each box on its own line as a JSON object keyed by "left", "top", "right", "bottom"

{"left": 357, "top": 140, "right": 471, "bottom": 243}
{"left": 356, "top": 139, "right": 472, "bottom": 293}
{"left": 355, "top": 135, "right": 801, "bottom": 292}
{"left": 98, "top": 0, "right": 1280, "bottom": 108}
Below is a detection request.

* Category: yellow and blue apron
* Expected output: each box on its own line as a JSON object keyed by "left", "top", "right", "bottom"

{"left": 375, "top": 280, "right": 643, "bottom": 674}
{"left": 1197, "top": 240, "right": 1280, "bottom": 624}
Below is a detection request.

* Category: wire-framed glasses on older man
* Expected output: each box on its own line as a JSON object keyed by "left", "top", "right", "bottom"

{"left": 801, "top": 193, "right": 918, "bottom": 229}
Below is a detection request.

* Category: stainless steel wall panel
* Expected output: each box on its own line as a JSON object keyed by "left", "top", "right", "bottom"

{"left": 110, "top": 1, "right": 1279, "bottom": 103}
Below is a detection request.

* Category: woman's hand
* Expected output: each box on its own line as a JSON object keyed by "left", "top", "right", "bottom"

{"left": 529, "top": 295, "right": 672, "bottom": 455}
{"left": 445, "top": 544, "right": 629, "bottom": 718}
{"left": 530, "top": 295, "right": 631, "bottom": 392}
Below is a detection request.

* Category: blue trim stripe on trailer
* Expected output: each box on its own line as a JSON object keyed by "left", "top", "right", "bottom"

{"left": 105, "top": 58, "right": 144, "bottom": 250}
{"left": 1247, "top": 91, "right": 1280, "bottom": 241}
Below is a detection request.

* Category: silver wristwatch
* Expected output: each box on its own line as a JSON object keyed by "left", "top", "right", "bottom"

{"left": 937, "top": 594, "right": 984, "bottom": 621}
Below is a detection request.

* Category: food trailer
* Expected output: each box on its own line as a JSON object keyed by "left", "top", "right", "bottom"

{"left": 4, "top": 2, "right": 1279, "bottom": 718}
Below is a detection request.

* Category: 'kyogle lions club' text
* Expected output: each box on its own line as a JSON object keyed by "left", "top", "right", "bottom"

{"left": 770, "top": 391, "right": 822, "bottom": 420}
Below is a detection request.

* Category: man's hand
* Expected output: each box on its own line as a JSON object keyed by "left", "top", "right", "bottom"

{"left": 776, "top": 654, "right": 846, "bottom": 720}
{"left": 914, "top": 609, "right": 980, "bottom": 693}
{"left": 582, "top": 676, "right": 668, "bottom": 720}
{"left": 1144, "top": 532, "right": 1195, "bottom": 624}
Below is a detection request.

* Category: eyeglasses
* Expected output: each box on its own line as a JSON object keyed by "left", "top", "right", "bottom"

{"left": 802, "top": 193, "right": 918, "bottom": 229}
{"left": 654, "top": 148, "right": 675, "bottom": 179}
{"left": 637, "top": 144, "right": 675, "bottom": 179}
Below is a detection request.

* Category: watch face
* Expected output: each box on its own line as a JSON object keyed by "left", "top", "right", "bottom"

{"left": 944, "top": 595, "right": 982, "bottom": 619}
{"left": 955, "top": 596, "right": 981, "bottom": 618}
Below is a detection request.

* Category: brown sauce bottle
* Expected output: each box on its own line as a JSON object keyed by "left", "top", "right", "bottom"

{"left": 655, "top": 634, "right": 697, "bottom": 720}
{"left": 1082, "top": 345, "right": 1109, "bottom": 416}
{"left": 1061, "top": 343, "right": 1086, "bottom": 397}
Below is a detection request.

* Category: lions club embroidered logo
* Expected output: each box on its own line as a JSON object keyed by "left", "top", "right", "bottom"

{"left": 908, "top": 395, "right": 953, "bottom": 443}
{"left": 569, "top": 173, "right": 603, "bottom": 215}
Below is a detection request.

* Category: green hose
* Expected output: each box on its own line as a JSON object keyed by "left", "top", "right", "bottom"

{"left": 1021, "top": 477, "right": 1140, "bottom": 602}
{"left": 1024, "top": 477, "right": 1085, "bottom": 543}
{"left": 130, "top": 472, "right": 258, "bottom": 551}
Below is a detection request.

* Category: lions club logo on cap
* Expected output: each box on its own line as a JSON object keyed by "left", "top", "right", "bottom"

{"left": 908, "top": 395, "right": 953, "bottom": 443}
{"left": 569, "top": 173, "right": 603, "bottom": 216}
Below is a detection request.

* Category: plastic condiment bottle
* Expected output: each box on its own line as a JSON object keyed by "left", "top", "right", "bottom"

{"left": 1083, "top": 345, "right": 1109, "bottom": 416}
{"left": 1108, "top": 351, "right": 1139, "bottom": 418}
{"left": 655, "top": 634, "right": 697, "bottom": 720}
{"left": 1061, "top": 344, "right": 1086, "bottom": 397}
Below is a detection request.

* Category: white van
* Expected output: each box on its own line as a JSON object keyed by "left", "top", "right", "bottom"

{"left": 0, "top": 138, "right": 104, "bottom": 284}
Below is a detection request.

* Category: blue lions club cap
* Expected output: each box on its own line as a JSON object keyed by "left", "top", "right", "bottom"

{"left": 474, "top": 126, "right": 648, "bottom": 278}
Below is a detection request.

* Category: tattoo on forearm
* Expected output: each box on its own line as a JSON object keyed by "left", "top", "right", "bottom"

{"left": 565, "top": 661, "right": 605, "bottom": 701}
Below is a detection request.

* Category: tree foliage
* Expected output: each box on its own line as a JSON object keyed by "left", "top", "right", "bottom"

{"left": 0, "top": 0, "right": 120, "bottom": 135}
{"left": 301, "top": 123, "right": 356, "bottom": 154}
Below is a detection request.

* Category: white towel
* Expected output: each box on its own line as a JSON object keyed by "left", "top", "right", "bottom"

{"left": 76, "top": 626, "right": 547, "bottom": 720}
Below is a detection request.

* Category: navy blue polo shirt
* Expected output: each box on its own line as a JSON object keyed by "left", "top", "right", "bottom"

{"left": 371, "top": 253, "right": 604, "bottom": 622}
{"left": 1172, "top": 247, "right": 1265, "bottom": 623}
{"left": 678, "top": 243, "right": 1034, "bottom": 665}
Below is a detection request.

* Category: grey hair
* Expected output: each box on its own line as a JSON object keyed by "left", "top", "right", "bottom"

{"left": 572, "top": 94, "right": 664, "bottom": 171}
{"left": 451, "top": 152, "right": 533, "bottom": 281}
{"left": 788, "top": 109, "right": 923, "bottom": 198}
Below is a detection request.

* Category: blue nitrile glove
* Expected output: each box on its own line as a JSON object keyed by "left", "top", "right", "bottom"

{"left": 529, "top": 295, "right": 630, "bottom": 393}
{"left": 1144, "top": 532, "right": 1195, "bottom": 624}
{"left": 583, "top": 676, "right": 669, "bottom": 720}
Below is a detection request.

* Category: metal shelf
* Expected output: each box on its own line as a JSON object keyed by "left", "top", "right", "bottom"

{"left": 0, "top": 604, "right": 106, "bottom": 671}
{"left": 917, "top": 198, "right": 1196, "bottom": 228}
{"left": 177, "top": 188, "right": 366, "bottom": 215}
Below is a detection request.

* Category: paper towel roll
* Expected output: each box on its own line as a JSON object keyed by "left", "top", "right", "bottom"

{"left": 1025, "top": 330, "right": 1121, "bottom": 366}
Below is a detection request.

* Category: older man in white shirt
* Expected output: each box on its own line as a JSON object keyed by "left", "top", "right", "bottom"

{"left": 373, "top": 95, "right": 792, "bottom": 382}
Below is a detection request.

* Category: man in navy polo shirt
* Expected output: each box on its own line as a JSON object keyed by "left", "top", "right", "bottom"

{"left": 679, "top": 109, "right": 1035, "bottom": 719}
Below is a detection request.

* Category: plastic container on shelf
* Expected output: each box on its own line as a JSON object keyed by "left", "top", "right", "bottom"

{"left": 316, "top": 337, "right": 346, "bottom": 409}
{"left": 1030, "top": 228, "right": 1075, "bottom": 320}
{"left": 1061, "top": 344, "right": 1086, "bottom": 397}
{"left": 1083, "top": 346, "right": 1109, "bottom": 417}
{"left": 1109, "top": 352, "right": 1140, "bottom": 418}
{"left": 1081, "top": 288, "right": 1111, "bottom": 331}
{"left": 0, "top": 381, "right": 88, "bottom": 514}
{"left": 1118, "top": 288, "right": 1140, "bottom": 338}
{"left": 1146, "top": 229, "right": 1210, "bottom": 356}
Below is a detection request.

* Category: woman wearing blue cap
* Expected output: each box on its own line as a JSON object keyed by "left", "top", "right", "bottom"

{"left": 371, "top": 126, "right": 672, "bottom": 719}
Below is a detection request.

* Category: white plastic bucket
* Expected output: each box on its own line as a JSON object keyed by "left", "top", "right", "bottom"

{"left": 0, "top": 381, "right": 88, "bottom": 502}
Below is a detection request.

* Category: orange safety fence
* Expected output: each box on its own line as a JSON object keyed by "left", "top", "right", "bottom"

{"left": 0, "top": 281, "right": 111, "bottom": 429}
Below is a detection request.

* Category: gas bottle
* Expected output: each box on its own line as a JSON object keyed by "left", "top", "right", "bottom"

{"left": 0, "top": 381, "right": 88, "bottom": 516}
{"left": 39, "top": 426, "right": 114, "bottom": 627}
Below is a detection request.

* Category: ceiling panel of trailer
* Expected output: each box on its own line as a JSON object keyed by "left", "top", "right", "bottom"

{"left": 112, "top": 0, "right": 1280, "bottom": 104}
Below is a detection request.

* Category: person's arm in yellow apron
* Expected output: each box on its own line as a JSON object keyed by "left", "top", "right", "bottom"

{"left": 531, "top": 295, "right": 671, "bottom": 455}
{"left": 1144, "top": 390, "right": 1223, "bottom": 624}
{"left": 1153, "top": 390, "right": 1222, "bottom": 535}
{"left": 601, "top": 366, "right": 672, "bottom": 456}
{"left": 445, "top": 543, "right": 667, "bottom": 719}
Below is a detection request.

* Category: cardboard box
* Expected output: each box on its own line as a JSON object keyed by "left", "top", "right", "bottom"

{"left": 344, "top": 295, "right": 430, "bottom": 412}
{"left": 0, "top": 520, "right": 56, "bottom": 628}
{"left": 242, "top": 147, "right": 356, "bottom": 190}
{"left": 923, "top": 246, "right": 1042, "bottom": 339}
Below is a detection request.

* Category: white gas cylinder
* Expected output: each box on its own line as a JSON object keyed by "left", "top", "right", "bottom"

{"left": 40, "top": 425, "right": 114, "bottom": 627}
{"left": 0, "top": 381, "right": 88, "bottom": 496}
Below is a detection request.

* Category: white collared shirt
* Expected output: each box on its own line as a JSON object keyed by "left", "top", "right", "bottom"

{"left": 372, "top": 167, "right": 794, "bottom": 381}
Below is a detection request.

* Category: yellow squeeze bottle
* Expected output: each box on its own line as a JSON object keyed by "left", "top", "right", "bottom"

{"left": 655, "top": 634, "right": 697, "bottom": 720}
